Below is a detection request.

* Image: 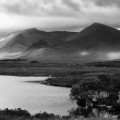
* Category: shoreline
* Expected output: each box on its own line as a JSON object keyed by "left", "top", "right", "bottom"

{"left": 0, "top": 74, "right": 74, "bottom": 88}
{"left": 25, "top": 80, "right": 71, "bottom": 88}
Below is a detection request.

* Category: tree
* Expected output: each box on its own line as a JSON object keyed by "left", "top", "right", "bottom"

{"left": 70, "top": 75, "right": 120, "bottom": 108}
{"left": 70, "top": 77, "right": 102, "bottom": 108}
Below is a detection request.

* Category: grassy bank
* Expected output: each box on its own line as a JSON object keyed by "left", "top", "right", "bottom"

{"left": 41, "top": 70, "right": 120, "bottom": 88}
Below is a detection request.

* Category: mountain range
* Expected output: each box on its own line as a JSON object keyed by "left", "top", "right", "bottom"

{"left": 0, "top": 23, "right": 120, "bottom": 63}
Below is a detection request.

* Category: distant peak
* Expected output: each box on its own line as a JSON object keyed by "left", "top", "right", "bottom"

{"left": 90, "top": 23, "right": 107, "bottom": 27}
{"left": 23, "top": 28, "right": 45, "bottom": 33}
{"left": 25, "top": 28, "right": 38, "bottom": 32}
{"left": 29, "top": 28, "right": 38, "bottom": 31}
{"left": 84, "top": 22, "right": 115, "bottom": 31}
{"left": 91, "top": 22, "right": 103, "bottom": 26}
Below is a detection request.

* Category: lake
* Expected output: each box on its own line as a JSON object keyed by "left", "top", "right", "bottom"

{"left": 0, "top": 75, "right": 76, "bottom": 115}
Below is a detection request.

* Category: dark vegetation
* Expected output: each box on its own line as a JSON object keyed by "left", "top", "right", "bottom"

{"left": 1, "top": 107, "right": 120, "bottom": 120}
{"left": 70, "top": 74, "right": 120, "bottom": 106}
{"left": 0, "top": 108, "right": 61, "bottom": 120}
{"left": 86, "top": 60, "right": 120, "bottom": 67}
{"left": 68, "top": 74, "right": 120, "bottom": 119}
{"left": 42, "top": 76, "right": 81, "bottom": 87}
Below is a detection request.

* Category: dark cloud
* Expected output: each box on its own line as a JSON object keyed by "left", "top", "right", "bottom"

{"left": 93, "top": 0, "right": 120, "bottom": 7}
{"left": 95, "top": 0, "right": 111, "bottom": 6}
{"left": 62, "top": 0, "right": 80, "bottom": 11}
{"left": 3, "top": 4, "right": 22, "bottom": 14}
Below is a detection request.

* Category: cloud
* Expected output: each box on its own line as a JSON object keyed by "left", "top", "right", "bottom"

{"left": 1, "top": 0, "right": 118, "bottom": 16}
{"left": 62, "top": 0, "right": 80, "bottom": 11}
{"left": 96, "top": 51, "right": 120, "bottom": 61}
{"left": 0, "top": 0, "right": 120, "bottom": 31}
{"left": 79, "top": 51, "right": 89, "bottom": 56}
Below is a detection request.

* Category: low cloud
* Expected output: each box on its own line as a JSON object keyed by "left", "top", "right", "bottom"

{"left": 106, "top": 52, "right": 120, "bottom": 60}
{"left": 79, "top": 51, "right": 89, "bottom": 56}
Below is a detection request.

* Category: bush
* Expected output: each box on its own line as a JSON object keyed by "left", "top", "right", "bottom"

{"left": 0, "top": 108, "right": 30, "bottom": 117}
{"left": 34, "top": 112, "right": 58, "bottom": 119}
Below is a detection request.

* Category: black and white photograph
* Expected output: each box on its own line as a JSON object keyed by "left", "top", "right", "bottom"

{"left": 0, "top": 0, "right": 120, "bottom": 120}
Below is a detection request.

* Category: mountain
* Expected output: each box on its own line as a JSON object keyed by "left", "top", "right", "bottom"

{"left": 0, "top": 23, "right": 120, "bottom": 63}
{"left": 0, "top": 28, "right": 76, "bottom": 60}
{"left": 63, "top": 23, "right": 120, "bottom": 50}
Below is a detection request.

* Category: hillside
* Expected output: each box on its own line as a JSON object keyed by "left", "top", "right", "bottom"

{"left": 0, "top": 29, "right": 76, "bottom": 60}
{"left": 0, "top": 23, "right": 120, "bottom": 62}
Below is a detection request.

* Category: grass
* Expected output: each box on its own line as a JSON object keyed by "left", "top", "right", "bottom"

{"left": 0, "top": 59, "right": 120, "bottom": 77}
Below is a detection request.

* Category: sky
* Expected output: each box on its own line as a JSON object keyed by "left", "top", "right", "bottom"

{"left": 0, "top": 0, "right": 120, "bottom": 31}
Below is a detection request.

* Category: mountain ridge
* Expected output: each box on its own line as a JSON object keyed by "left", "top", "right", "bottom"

{"left": 0, "top": 23, "right": 120, "bottom": 63}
